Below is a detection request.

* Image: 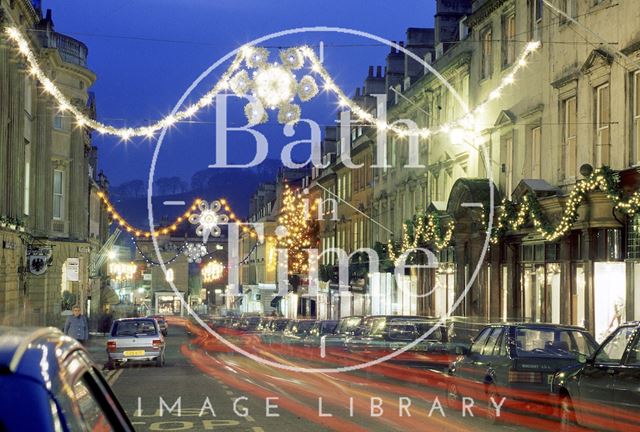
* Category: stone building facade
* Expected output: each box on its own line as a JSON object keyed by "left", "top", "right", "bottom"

{"left": 0, "top": 1, "right": 108, "bottom": 326}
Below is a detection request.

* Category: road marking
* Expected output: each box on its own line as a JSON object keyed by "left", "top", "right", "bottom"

{"left": 163, "top": 200, "right": 186, "bottom": 206}
{"left": 245, "top": 415, "right": 255, "bottom": 423}
{"left": 108, "top": 368, "right": 124, "bottom": 385}
{"left": 251, "top": 427, "right": 265, "bottom": 432}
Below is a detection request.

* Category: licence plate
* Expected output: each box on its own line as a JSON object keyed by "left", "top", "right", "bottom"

{"left": 123, "top": 350, "right": 145, "bottom": 356}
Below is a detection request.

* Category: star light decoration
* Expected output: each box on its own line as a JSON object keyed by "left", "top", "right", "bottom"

{"left": 229, "top": 46, "right": 319, "bottom": 125}
{"left": 183, "top": 242, "right": 208, "bottom": 263}
{"left": 188, "top": 200, "right": 228, "bottom": 243}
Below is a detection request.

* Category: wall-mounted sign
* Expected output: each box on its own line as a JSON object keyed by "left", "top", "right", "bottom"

{"left": 66, "top": 258, "right": 80, "bottom": 281}
{"left": 27, "top": 247, "right": 52, "bottom": 276}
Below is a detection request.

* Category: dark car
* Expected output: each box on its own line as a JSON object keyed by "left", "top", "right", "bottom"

{"left": 553, "top": 322, "right": 640, "bottom": 430}
{"left": 447, "top": 323, "right": 598, "bottom": 422}
{"left": 0, "top": 326, "right": 134, "bottom": 431}
{"left": 238, "top": 316, "right": 261, "bottom": 332}
{"left": 259, "top": 318, "right": 290, "bottom": 345}
{"left": 343, "top": 315, "right": 428, "bottom": 352}
{"left": 321, "top": 316, "right": 364, "bottom": 348}
{"left": 303, "top": 320, "right": 339, "bottom": 348}
{"left": 280, "top": 319, "right": 316, "bottom": 345}
{"left": 148, "top": 315, "right": 168, "bottom": 336}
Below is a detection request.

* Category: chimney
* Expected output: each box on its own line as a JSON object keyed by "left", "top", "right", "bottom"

{"left": 376, "top": 66, "right": 382, "bottom": 77}
{"left": 368, "top": 66, "right": 374, "bottom": 77}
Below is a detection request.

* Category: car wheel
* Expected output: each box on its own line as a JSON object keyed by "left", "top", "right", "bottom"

{"left": 485, "top": 383, "right": 501, "bottom": 424}
{"left": 446, "top": 380, "right": 460, "bottom": 410}
{"left": 559, "top": 393, "right": 577, "bottom": 430}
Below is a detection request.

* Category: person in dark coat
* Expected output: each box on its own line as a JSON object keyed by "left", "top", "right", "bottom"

{"left": 63, "top": 305, "right": 89, "bottom": 344}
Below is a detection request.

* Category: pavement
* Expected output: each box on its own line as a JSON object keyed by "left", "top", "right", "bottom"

{"left": 84, "top": 324, "right": 538, "bottom": 432}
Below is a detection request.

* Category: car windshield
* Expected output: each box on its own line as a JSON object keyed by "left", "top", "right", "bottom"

{"left": 337, "top": 317, "right": 361, "bottom": 334}
{"left": 320, "top": 321, "right": 338, "bottom": 334}
{"left": 387, "top": 323, "right": 443, "bottom": 342}
{"left": 112, "top": 320, "right": 157, "bottom": 337}
{"left": 274, "top": 320, "right": 289, "bottom": 331}
{"left": 515, "top": 327, "right": 596, "bottom": 358}
{"left": 296, "top": 321, "right": 314, "bottom": 335}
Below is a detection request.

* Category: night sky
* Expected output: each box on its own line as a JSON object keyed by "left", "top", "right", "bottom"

{"left": 47, "top": 0, "right": 436, "bottom": 190}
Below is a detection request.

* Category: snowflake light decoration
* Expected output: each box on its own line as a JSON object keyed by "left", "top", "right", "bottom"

{"left": 188, "top": 200, "right": 228, "bottom": 243}
{"left": 183, "top": 243, "right": 208, "bottom": 263}
{"left": 229, "top": 46, "right": 319, "bottom": 125}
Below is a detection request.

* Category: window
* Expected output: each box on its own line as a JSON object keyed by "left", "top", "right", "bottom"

{"left": 72, "top": 374, "right": 112, "bottom": 430}
{"left": 54, "top": 114, "right": 63, "bottom": 130}
{"left": 24, "top": 143, "right": 30, "bottom": 215}
{"left": 563, "top": 96, "right": 577, "bottom": 178}
{"left": 503, "top": 136, "right": 514, "bottom": 198}
{"left": 633, "top": 72, "right": 640, "bottom": 164}
{"left": 529, "top": 0, "right": 542, "bottom": 39}
{"left": 559, "top": 0, "right": 575, "bottom": 24}
{"left": 481, "top": 27, "right": 493, "bottom": 79}
{"left": 482, "top": 328, "right": 504, "bottom": 356}
{"left": 470, "top": 328, "right": 491, "bottom": 355}
{"left": 595, "top": 325, "right": 635, "bottom": 363}
{"left": 596, "top": 83, "right": 611, "bottom": 166}
{"left": 502, "top": 13, "right": 516, "bottom": 67}
{"left": 53, "top": 169, "right": 64, "bottom": 220}
{"left": 531, "top": 126, "right": 541, "bottom": 177}
{"left": 626, "top": 334, "right": 640, "bottom": 365}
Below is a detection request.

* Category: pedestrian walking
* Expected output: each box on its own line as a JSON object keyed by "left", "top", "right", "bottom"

{"left": 63, "top": 305, "right": 89, "bottom": 344}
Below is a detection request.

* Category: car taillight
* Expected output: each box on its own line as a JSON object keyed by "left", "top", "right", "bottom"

{"left": 107, "top": 341, "right": 116, "bottom": 352}
{"left": 508, "top": 370, "right": 542, "bottom": 383}
{"left": 152, "top": 339, "right": 162, "bottom": 349}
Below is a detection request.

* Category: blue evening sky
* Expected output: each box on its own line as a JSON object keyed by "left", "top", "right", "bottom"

{"left": 45, "top": 0, "right": 436, "bottom": 187}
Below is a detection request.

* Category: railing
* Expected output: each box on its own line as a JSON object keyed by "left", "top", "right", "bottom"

{"left": 37, "top": 31, "right": 88, "bottom": 67}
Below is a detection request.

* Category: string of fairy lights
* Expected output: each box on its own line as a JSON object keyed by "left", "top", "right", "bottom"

{"left": 4, "top": 25, "right": 540, "bottom": 143}
{"left": 388, "top": 167, "right": 640, "bottom": 264}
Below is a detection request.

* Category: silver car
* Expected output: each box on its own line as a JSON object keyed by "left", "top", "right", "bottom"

{"left": 106, "top": 318, "right": 166, "bottom": 368}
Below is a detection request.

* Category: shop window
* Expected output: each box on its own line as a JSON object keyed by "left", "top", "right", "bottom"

{"left": 594, "top": 228, "right": 622, "bottom": 260}
{"left": 593, "top": 262, "right": 626, "bottom": 342}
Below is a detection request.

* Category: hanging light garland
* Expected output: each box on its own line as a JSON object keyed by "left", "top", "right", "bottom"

{"left": 97, "top": 192, "right": 253, "bottom": 237}
{"left": 131, "top": 236, "right": 185, "bottom": 267}
{"left": 4, "top": 25, "right": 540, "bottom": 142}
{"left": 387, "top": 211, "right": 455, "bottom": 265}
{"left": 490, "top": 166, "right": 640, "bottom": 243}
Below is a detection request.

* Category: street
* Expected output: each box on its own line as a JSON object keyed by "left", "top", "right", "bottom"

{"left": 87, "top": 320, "right": 540, "bottom": 432}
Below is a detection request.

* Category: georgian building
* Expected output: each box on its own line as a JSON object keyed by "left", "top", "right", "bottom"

{"left": 0, "top": 2, "right": 109, "bottom": 326}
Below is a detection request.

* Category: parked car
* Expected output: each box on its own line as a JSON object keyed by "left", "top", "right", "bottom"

{"left": 238, "top": 316, "right": 261, "bottom": 332}
{"left": 343, "top": 315, "right": 427, "bottom": 352}
{"left": 107, "top": 317, "right": 166, "bottom": 368}
{"left": 447, "top": 323, "right": 598, "bottom": 422}
{"left": 0, "top": 326, "right": 134, "bottom": 431}
{"left": 303, "top": 320, "right": 339, "bottom": 348}
{"left": 148, "top": 315, "right": 168, "bottom": 336}
{"left": 553, "top": 321, "right": 640, "bottom": 430}
{"left": 280, "top": 319, "right": 316, "bottom": 345}
{"left": 320, "top": 316, "right": 364, "bottom": 348}
{"left": 260, "top": 318, "right": 290, "bottom": 345}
